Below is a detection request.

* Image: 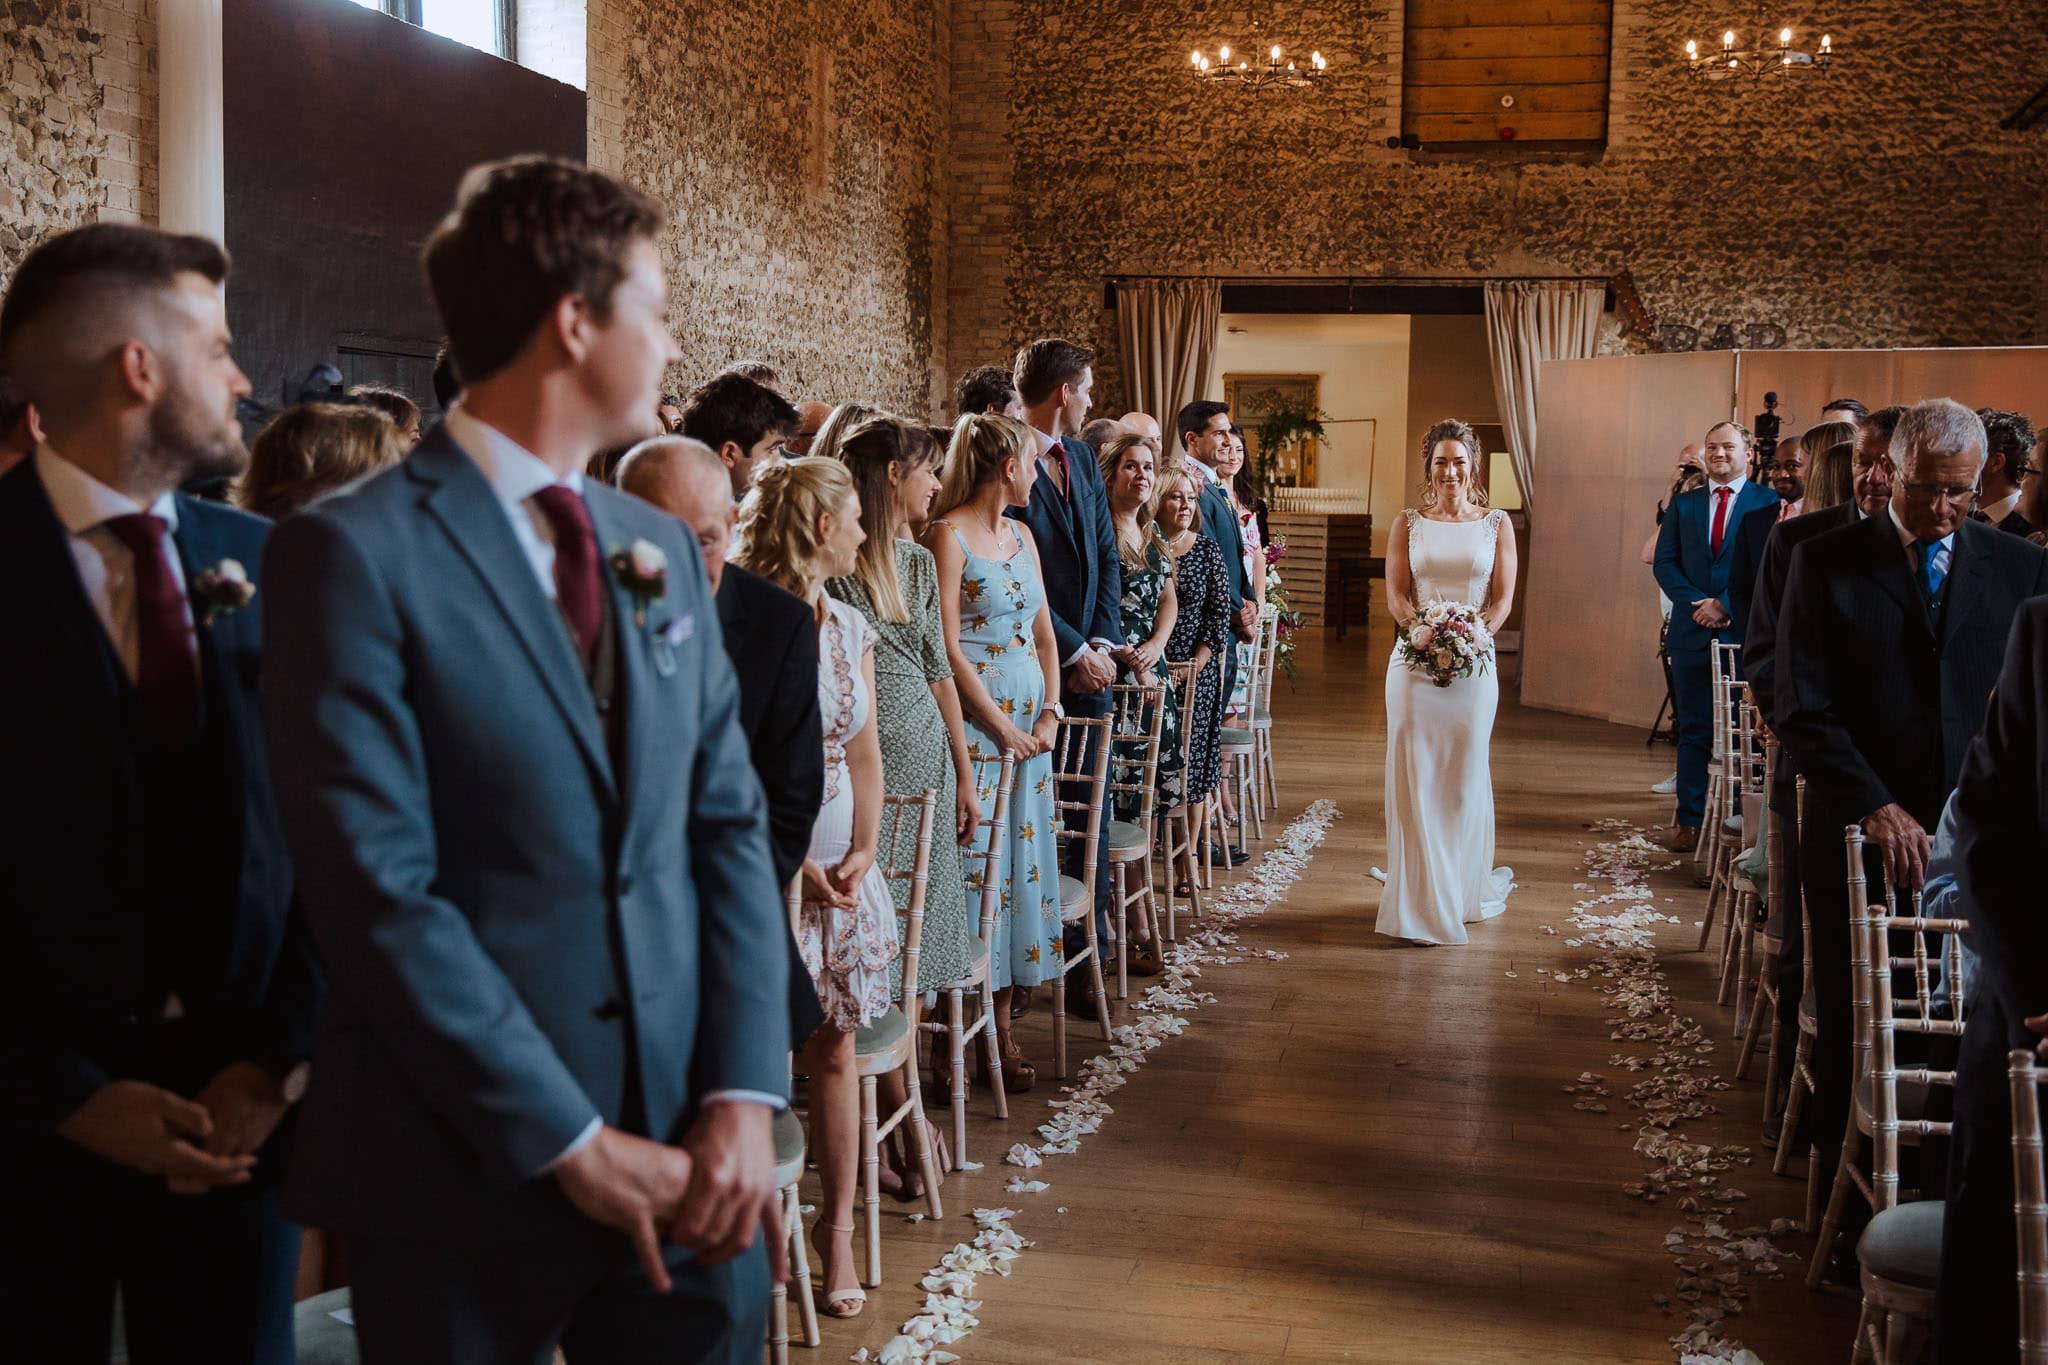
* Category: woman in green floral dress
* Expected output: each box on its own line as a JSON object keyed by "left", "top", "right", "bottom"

{"left": 1097, "top": 434, "right": 1185, "bottom": 817}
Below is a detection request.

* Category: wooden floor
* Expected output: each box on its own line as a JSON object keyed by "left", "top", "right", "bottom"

{"left": 807, "top": 622, "right": 1857, "bottom": 1364}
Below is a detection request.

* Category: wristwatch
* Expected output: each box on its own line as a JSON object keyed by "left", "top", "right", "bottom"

{"left": 1040, "top": 701, "right": 1065, "bottom": 720}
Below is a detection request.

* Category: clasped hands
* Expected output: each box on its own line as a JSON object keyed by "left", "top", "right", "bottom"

{"left": 800, "top": 844, "right": 876, "bottom": 910}
{"left": 56, "top": 1060, "right": 290, "bottom": 1196}
{"left": 554, "top": 1104, "right": 788, "bottom": 1293}
{"left": 1690, "top": 597, "right": 1731, "bottom": 629}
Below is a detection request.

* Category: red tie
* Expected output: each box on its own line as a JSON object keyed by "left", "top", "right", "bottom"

{"left": 101, "top": 512, "right": 200, "bottom": 749}
{"left": 530, "top": 485, "right": 602, "bottom": 663}
{"left": 1709, "top": 486, "right": 1733, "bottom": 555}
{"left": 1047, "top": 439, "right": 1071, "bottom": 501}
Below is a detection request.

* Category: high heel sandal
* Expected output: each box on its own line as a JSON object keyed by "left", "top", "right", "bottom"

{"left": 997, "top": 1034, "right": 1037, "bottom": 1093}
{"left": 890, "top": 1118, "right": 954, "bottom": 1203}
{"left": 810, "top": 1222, "right": 865, "bottom": 1319}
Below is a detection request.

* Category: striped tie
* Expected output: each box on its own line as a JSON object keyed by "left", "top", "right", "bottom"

{"left": 1916, "top": 538, "right": 1950, "bottom": 599}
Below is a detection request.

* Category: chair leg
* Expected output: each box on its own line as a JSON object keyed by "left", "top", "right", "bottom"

{"left": 860, "top": 1074, "right": 882, "bottom": 1289}
{"left": 1850, "top": 1302, "right": 1877, "bottom": 1365}
{"left": 1759, "top": 1007, "right": 1784, "bottom": 1118}
{"left": 1734, "top": 968, "right": 1773, "bottom": 1081}
{"left": 1084, "top": 911, "right": 1113, "bottom": 1042}
{"left": 1114, "top": 862, "right": 1129, "bottom": 1002}
{"left": 1696, "top": 876, "right": 1719, "bottom": 952}
{"left": 1716, "top": 889, "right": 1745, "bottom": 1005}
{"left": 1774, "top": 1042, "right": 1811, "bottom": 1177}
{"left": 787, "top": 1182, "right": 818, "bottom": 1348}
{"left": 980, "top": 976, "right": 1007, "bottom": 1119}
{"left": 903, "top": 1060, "right": 943, "bottom": 1221}
{"left": 945, "top": 987, "right": 968, "bottom": 1165}
{"left": 1052, "top": 958, "right": 1068, "bottom": 1081}
{"left": 1260, "top": 730, "right": 1279, "bottom": 811}
{"left": 1805, "top": 1130, "right": 1865, "bottom": 1289}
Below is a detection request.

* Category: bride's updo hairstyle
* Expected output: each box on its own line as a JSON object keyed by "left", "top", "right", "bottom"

{"left": 732, "top": 455, "right": 855, "bottom": 602}
{"left": 1419, "top": 416, "right": 1485, "bottom": 509}
{"left": 928, "top": 413, "right": 1037, "bottom": 524}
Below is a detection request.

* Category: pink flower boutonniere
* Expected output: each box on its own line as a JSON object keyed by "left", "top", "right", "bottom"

{"left": 609, "top": 538, "right": 668, "bottom": 628}
{"left": 191, "top": 558, "right": 256, "bottom": 626}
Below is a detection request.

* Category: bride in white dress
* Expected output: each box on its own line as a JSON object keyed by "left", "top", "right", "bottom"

{"left": 1374, "top": 419, "right": 1520, "bottom": 945}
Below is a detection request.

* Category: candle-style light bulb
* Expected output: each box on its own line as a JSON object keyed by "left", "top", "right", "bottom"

{"left": 1219, "top": 44, "right": 1230, "bottom": 62}
{"left": 1191, "top": 50, "right": 1201, "bottom": 66}
{"left": 1311, "top": 50, "right": 1323, "bottom": 67}
{"left": 1270, "top": 44, "right": 1281, "bottom": 61}
{"left": 1779, "top": 27, "right": 1791, "bottom": 45}
{"left": 1685, "top": 38, "right": 1698, "bottom": 57}
{"left": 1723, "top": 29, "right": 1736, "bottom": 48}
{"left": 1821, "top": 33, "right": 1832, "bottom": 50}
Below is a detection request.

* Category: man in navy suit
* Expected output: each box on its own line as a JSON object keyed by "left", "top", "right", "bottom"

{"left": 0, "top": 223, "right": 318, "bottom": 1363}
{"left": 263, "top": 157, "right": 790, "bottom": 1365}
{"left": 1653, "top": 420, "right": 1779, "bottom": 851}
{"left": 1008, "top": 338, "right": 1122, "bottom": 1006}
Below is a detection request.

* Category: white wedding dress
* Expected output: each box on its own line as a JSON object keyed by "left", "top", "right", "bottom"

{"left": 1375, "top": 509, "right": 1516, "bottom": 945}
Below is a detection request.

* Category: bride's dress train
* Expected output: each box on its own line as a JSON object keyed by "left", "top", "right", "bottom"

{"left": 1375, "top": 508, "right": 1515, "bottom": 945}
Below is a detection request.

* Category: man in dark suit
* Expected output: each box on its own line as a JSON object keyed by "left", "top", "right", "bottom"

{"left": 1775, "top": 398, "right": 2048, "bottom": 1260}
{"left": 1934, "top": 597, "right": 2048, "bottom": 1364}
{"left": 1726, "top": 435, "right": 1803, "bottom": 646}
{"left": 1008, "top": 337, "right": 1123, "bottom": 1005}
{"left": 1654, "top": 420, "right": 1780, "bottom": 851}
{"left": 1739, "top": 407, "right": 1903, "bottom": 1135}
{"left": 263, "top": 157, "right": 790, "bottom": 1365}
{"left": 616, "top": 434, "right": 826, "bottom": 1047}
{"left": 1974, "top": 408, "right": 2038, "bottom": 537}
{"left": 0, "top": 223, "right": 318, "bottom": 1362}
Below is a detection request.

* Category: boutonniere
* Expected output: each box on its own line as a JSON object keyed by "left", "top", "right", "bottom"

{"left": 190, "top": 558, "right": 256, "bottom": 626}
{"left": 608, "top": 539, "right": 668, "bottom": 628}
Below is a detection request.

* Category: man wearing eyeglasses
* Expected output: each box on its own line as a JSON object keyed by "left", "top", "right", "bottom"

{"left": 1773, "top": 397, "right": 2048, "bottom": 1282}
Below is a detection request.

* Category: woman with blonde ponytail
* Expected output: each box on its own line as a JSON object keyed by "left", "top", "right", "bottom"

{"left": 921, "top": 414, "right": 1064, "bottom": 1092}
{"left": 732, "top": 456, "right": 909, "bottom": 1318}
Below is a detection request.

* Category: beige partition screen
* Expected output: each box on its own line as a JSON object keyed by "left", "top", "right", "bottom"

{"left": 1522, "top": 346, "right": 2048, "bottom": 727}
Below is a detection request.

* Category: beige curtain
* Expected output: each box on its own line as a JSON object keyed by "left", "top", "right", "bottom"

{"left": 1482, "top": 279, "right": 1606, "bottom": 517}
{"left": 1114, "top": 278, "right": 1222, "bottom": 434}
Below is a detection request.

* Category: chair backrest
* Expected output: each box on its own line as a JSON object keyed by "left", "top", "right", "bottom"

{"left": 1708, "top": 641, "right": 1733, "bottom": 762}
{"left": 1735, "top": 691, "right": 1766, "bottom": 800}
{"left": 1849, "top": 825, "right": 1964, "bottom": 1211}
{"left": 877, "top": 790, "right": 938, "bottom": 1024}
{"left": 959, "top": 753, "right": 1016, "bottom": 949}
{"left": 1252, "top": 605, "right": 1282, "bottom": 720}
{"left": 1109, "top": 680, "right": 1166, "bottom": 828}
{"left": 2006, "top": 1051, "right": 2048, "bottom": 1365}
{"left": 1050, "top": 714, "right": 1112, "bottom": 899}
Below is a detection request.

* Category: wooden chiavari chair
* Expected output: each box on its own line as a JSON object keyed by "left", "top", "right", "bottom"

{"left": 918, "top": 754, "right": 1013, "bottom": 1164}
{"left": 2007, "top": 1051, "right": 2048, "bottom": 1365}
{"left": 853, "top": 791, "right": 943, "bottom": 1287}
{"left": 1698, "top": 639, "right": 1752, "bottom": 948}
{"left": 1050, "top": 714, "right": 1113, "bottom": 1080}
{"left": 1698, "top": 639, "right": 1741, "bottom": 873}
{"left": 1736, "top": 737, "right": 1787, "bottom": 1093}
{"left": 1772, "top": 777, "right": 1823, "bottom": 1235}
{"left": 1842, "top": 876, "right": 1964, "bottom": 1361}
{"left": 1251, "top": 610, "right": 1282, "bottom": 815}
{"left": 1107, "top": 681, "right": 1166, "bottom": 1000}
{"left": 1211, "top": 607, "right": 1279, "bottom": 860}
{"left": 1715, "top": 696, "right": 1769, "bottom": 1017}
{"left": 1157, "top": 658, "right": 1203, "bottom": 937}
{"left": 1807, "top": 826, "right": 1966, "bottom": 1296}
{"left": 772, "top": 879, "right": 819, "bottom": 1361}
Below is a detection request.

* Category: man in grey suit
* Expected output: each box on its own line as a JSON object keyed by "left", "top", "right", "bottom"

{"left": 263, "top": 156, "right": 790, "bottom": 1364}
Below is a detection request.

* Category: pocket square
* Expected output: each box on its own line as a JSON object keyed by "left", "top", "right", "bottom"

{"left": 660, "top": 613, "right": 695, "bottom": 646}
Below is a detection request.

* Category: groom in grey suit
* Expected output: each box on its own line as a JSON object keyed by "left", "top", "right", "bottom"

{"left": 263, "top": 157, "right": 790, "bottom": 1364}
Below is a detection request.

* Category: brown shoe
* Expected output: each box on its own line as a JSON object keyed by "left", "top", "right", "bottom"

{"left": 1664, "top": 826, "right": 1701, "bottom": 854}
{"left": 1128, "top": 943, "right": 1165, "bottom": 977}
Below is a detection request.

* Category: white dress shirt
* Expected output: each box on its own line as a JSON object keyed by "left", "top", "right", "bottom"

{"left": 1887, "top": 501, "right": 1955, "bottom": 561}
{"left": 440, "top": 411, "right": 784, "bottom": 1169}
{"left": 1981, "top": 489, "right": 2020, "bottom": 525}
{"left": 36, "top": 444, "right": 194, "bottom": 683}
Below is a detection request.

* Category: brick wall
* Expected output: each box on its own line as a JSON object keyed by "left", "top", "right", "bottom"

{"left": 944, "top": 0, "right": 2048, "bottom": 411}
{"left": 587, "top": 0, "right": 951, "bottom": 415}
{"left": 1, "top": 0, "right": 158, "bottom": 285}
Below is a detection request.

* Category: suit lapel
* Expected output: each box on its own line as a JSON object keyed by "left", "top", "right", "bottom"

{"left": 408, "top": 435, "right": 618, "bottom": 806}
{"left": 1939, "top": 520, "right": 1984, "bottom": 647}
{"left": 585, "top": 490, "right": 660, "bottom": 828}
{"left": 0, "top": 459, "right": 129, "bottom": 710}
{"left": 1858, "top": 511, "right": 1932, "bottom": 639}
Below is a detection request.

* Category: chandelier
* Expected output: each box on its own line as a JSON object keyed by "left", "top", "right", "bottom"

{"left": 1683, "top": 6, "right": 1839, "bottom": 88}
{"left": 1189, "top": 26, "right": 1328, "bottom": 92}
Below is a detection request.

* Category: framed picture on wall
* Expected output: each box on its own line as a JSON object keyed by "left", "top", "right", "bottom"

{"left": 1224, "top": 373, "right": 1321, "bottom": 488}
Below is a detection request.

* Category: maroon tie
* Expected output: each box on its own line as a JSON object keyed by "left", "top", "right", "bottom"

{"left": 101, "top": 512, "right": 200, "bottom": 749}
{"left": 530, "top": 485, "right": 602, "bottom": 663}
{"left": 1709, "top": 486, "right": 1733, "bottom": 555}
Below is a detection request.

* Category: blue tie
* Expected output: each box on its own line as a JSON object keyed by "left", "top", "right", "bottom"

{"left": 1916, "top": 537, "right": 1950, "bottom": 599}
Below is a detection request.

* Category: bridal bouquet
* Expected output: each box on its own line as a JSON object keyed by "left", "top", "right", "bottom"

{"left": 1396, "top": 601, "right": 1493, "bottom": 688}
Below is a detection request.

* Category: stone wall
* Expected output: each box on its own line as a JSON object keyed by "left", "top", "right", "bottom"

{"left": 589, "top": 0, "right": 951, "bottom": 415}
{"left": 944, "top": 0, "right": 2048, "bottom": 412}
{"left": 1, "top": 0, "right": 157, "bottom": 286}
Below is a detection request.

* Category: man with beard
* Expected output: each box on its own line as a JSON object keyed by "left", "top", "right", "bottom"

{"left": 0, "top": 223, "right": 318, "bottom": 1362}
{"left": 1726, "top": 435, "right": 1805, "bottom": 646}
{"left": 1653, "top": 420, "right": 1778, "bottom": 852}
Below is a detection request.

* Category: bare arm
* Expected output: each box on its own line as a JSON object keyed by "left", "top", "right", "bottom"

{"left": 1020, "top": 528, "right": 1065, "bottom": 752}
{"left": 930, "top": 677, "right": 979, "bottom": 844}
{"left": 1484, "top": 513, "right": 1519, "bottom": 635}
{"left": 829, "top": 642, "right": 885, "bottom": 898}
{"left": 1385, "top": 513, "right": 1417, "bottom": 629}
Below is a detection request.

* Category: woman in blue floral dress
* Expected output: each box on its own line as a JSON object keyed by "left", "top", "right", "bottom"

{"left": 923, "top": 413, "right": 1063, "bottom": 1093}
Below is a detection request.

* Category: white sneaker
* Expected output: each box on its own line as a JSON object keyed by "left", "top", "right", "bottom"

{"left": 1651, "top": 775, "right": 1678, "bottom": 795}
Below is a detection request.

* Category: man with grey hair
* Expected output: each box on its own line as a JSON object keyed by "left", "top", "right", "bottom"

{"left": 1774, "top": 397, "right": 2048, "bottom": 1276}
{"left": 617, "top": 434, "right": 826, "bottom": 1049}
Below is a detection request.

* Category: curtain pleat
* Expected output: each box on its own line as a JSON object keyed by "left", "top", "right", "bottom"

{"left": 1114, "top": 278, "right": 1223, "bottom": 434}
{"left": 1482, "top": 280, "right": 1606, "bottom": 518}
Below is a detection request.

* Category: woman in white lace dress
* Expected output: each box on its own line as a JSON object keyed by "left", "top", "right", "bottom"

{"left": 1375, "top": 419, "right": 1520, "bottom": 945}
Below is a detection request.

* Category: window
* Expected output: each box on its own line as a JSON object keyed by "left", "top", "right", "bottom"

{"left": 346, "top": 0, "right": 514, "bottom": 62}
